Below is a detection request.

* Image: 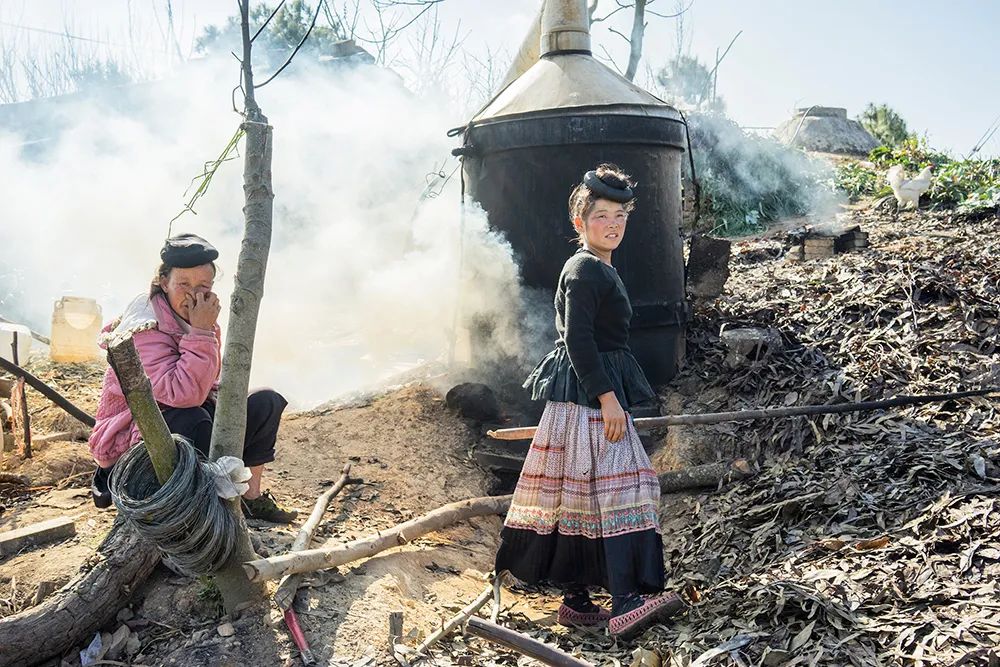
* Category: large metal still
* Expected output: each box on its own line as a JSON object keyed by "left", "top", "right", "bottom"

{"left": 454, "top": 1, "right": 688, "bottom": 385}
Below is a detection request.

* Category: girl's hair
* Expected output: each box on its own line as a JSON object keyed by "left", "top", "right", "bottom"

{"left": 149, "top": 262, "right": 219, "bottom": 298}
{"left": 567, "top": 163, "right": 636, "bottom": 244}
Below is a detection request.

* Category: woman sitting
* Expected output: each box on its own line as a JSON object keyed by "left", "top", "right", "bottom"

{"left": 88, "top": 233, "right": 296, "bottom": 523}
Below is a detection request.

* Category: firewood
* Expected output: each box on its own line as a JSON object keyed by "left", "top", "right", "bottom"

{"left": 659, "top": 459, "right": 754, "bottom": 493}
{"left": 273, "top": 463, "right": 354, "bottom": 610}
{"left": 410, "top": 584, "right": 494, "bottom": 660}
{"left": 244, "top": 495, "right": 512, "bottom": 583}
{"left": 0, "top": 356, "right": 95, "bottom": 428}
{"left": 487, "top": 387, "right": 1000, "bottom": 441}
{"left": 465, "top": 617, "right": 592, "bottom": 666}
{"left": 10, "top": 377, "right": 31, "bottom": 459}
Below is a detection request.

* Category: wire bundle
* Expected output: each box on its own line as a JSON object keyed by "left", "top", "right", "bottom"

{"left": 110, "top": 436, "right": 238, "bottom": 576}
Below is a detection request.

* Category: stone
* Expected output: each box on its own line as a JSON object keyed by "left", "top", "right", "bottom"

{"left": 217, "top": 622, "right": 236, "bottom": 638}
{"left": 116, "top": 606, "right": 135, "bottom": 623}
{"left": 125, "top": 634, "right": 142, "bottom": 657}
{"left": 720, "top": 327, "right": 783, "bottom": 367}
{"left": 445, "top": 383, "right": 501, "bottom": 422}
{"left": 104, "top": 625, "right": 132, "bottom": 661}
{"left": 686, "top": 235, "right": 732, "bottom": 300}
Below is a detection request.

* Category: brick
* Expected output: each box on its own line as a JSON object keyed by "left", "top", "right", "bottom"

{"left": 0, "top": 516, "right": 76, "bottom": 556}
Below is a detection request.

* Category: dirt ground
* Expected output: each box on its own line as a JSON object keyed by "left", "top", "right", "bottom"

{"left": 3, "top": 201, "right": 1000, "bottom": 666}
{"left": 2, "top": 377, "right": 518, "bottom": 666}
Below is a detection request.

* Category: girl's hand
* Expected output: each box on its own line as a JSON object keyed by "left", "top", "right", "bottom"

{"left": 598, "top": 391, "right": 627, "bottom": 442}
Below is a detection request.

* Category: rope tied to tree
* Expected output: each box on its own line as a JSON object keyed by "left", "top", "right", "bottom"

{"left": 111, "top": 435, "right": 240, "bottom": 576}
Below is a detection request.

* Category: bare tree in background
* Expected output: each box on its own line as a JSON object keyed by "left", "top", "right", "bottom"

{"left": 0, "top": 0, "right": 185, "bottom": 104}
{"left": 325, "top": 0, "right": 446, "bottom": 65}
{"left": 590, "top": 0, "right": 693, "bottom": 81}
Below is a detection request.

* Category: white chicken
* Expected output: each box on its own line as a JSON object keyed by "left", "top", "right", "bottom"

{"left": 886, "top": 165, "right": 933, "bottom": 209}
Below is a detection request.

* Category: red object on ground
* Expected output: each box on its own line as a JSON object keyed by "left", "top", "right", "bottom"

{"left": 283, "top": 608, "right": 315, "bottom": 665}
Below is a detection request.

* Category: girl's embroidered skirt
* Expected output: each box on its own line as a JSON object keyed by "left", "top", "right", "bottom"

{"left": 494, "top": 400, "right": 664, "bottom": 595}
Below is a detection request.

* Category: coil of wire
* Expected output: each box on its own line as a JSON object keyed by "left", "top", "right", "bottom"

{"left": 110, "top": 435, "right": 238, "bottom": 576}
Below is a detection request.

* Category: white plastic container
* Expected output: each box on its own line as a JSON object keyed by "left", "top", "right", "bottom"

{"left": 50, "top": 297, "right": 102, "bottom": 363}
{"left": 0, "top": 322, "right": 32, "bottom": 365}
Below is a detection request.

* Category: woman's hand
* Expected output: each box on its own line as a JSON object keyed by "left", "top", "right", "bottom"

{"left": 598, "top": 391, "right": 627, "bottom": 442}
{"left": 187, "top": 291, "right": 221, "bottom": 330}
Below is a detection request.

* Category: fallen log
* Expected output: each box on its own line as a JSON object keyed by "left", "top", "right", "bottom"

{"left": 273, "top": 462, "right": 354, "bottom": 610}
{"left": 0, "top": 520, "right": 159, "bottom": 667}
{"left": 244, "top": 494, "right": 512, "bottom": 583}
{"left": 465, "top": 617, "right": 592, "bottom": 667}
{"left": 487, "top": 387, "right": 1000, "bottom": 440}
{"left": 0, "top": 337, "right": 194, "bottom": 667}
{"left": 0, "top": 356, "right": 96, "bottom": 428}
{"left": 659, "top": 459, "right": 754, "bottom": 493}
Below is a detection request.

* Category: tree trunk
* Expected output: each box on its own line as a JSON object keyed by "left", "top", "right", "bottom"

{"left": 245, "top": 495, "right": 512, "bottom": 583}
{"left": 624, "top": 0, "right": 647, "bottom": 81}
{"left": 207, "top": 115, "right": 275, "bottom": 614}
{"left": 0, "top": 521, "right": 159, "bottom": 667}
{"left": 204, "top": 1, "right": 276, "bottom": 614}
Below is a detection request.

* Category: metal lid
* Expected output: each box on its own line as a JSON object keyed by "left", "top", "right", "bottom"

{"left": 473, "top": 53, "right": 682, "bottom": 123}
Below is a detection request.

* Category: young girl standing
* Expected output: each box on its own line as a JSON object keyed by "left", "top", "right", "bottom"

{"left": 494, "top": 164, "right": 682, "bottom": 638}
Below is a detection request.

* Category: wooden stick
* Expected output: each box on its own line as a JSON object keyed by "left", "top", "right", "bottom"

{"left": 660, "top": 459, "right": 754, "bottom": 493}
{"left": 491, "top": 575, "right": 502, "bottom": 623}
{"left": 389, "top": 611, "right": 407, "bottom": 666}
{"left": 487, "top": 387, "right": 1000, "bottom": 440}
{"left": 244, "top": 495, "right": 512, "bottom": 583}
{"left": 106, "top": 336, "right": 176, "bottom": 485}
{"left": 412, "top": 584, "right": 494, "bottom": 660}
{"left": 465, "top": 617, "right": 592, "bottom": 667}
{"left": 274, "top": 462, "right": 354, "bottom": 610}
{"left": 31, "top": 429, "right": 90, "bottom": 445}
{"left": 10, "top": 378, "right": 31, "bottom": 459}
{"left": 0, "top": 356, "right": 96, "bottom": 428}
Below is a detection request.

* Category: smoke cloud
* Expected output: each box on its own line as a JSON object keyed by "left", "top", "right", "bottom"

{"left": 0, "top": 58, "right": 539, "bottom": 407}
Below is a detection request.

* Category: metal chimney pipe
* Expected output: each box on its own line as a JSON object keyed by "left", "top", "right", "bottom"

{"left": 540, "top": 0, "right": 591, "bottom": 55}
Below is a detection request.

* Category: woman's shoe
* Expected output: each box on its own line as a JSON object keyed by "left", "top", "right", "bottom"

{"left": 608, "top": 591, "right": 684, "bottom": 639}
{"left": 557, "top": 602, "right": 612, "bottom": 627}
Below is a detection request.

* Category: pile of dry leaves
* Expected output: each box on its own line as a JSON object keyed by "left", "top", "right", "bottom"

{"left": 484, "top": 207, "right": 999, "bottom": 666}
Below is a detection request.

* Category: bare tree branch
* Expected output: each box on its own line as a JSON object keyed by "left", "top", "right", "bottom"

{"left": 254, "top": 0, "right": 324, "bottom": 89}
{"left": 251, "top": 0, "right": 288, "bottom": 43}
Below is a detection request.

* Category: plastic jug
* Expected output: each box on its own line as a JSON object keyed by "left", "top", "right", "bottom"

{"left": 0, "top": 322, "right": 32, "bottom": 365}
{"left": 50, "top": 297, "right": 102, "bottom": 363}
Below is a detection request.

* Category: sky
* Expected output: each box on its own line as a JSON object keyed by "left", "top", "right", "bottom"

{"left": 1, "top": 0, "right": 997, "bottom": 157}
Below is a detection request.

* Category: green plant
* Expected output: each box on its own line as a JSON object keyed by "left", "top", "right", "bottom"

{"left": 688, "top": 113, "right": 834, "bottom": 236}
{"left": 858, "top": 103, "right": 914, "bottom": 148}
{"left": 834, "top": 161, "right": 886, "bottom": 200}
{"left": 868, "top": 137, "right": 951, "bottom": 172}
